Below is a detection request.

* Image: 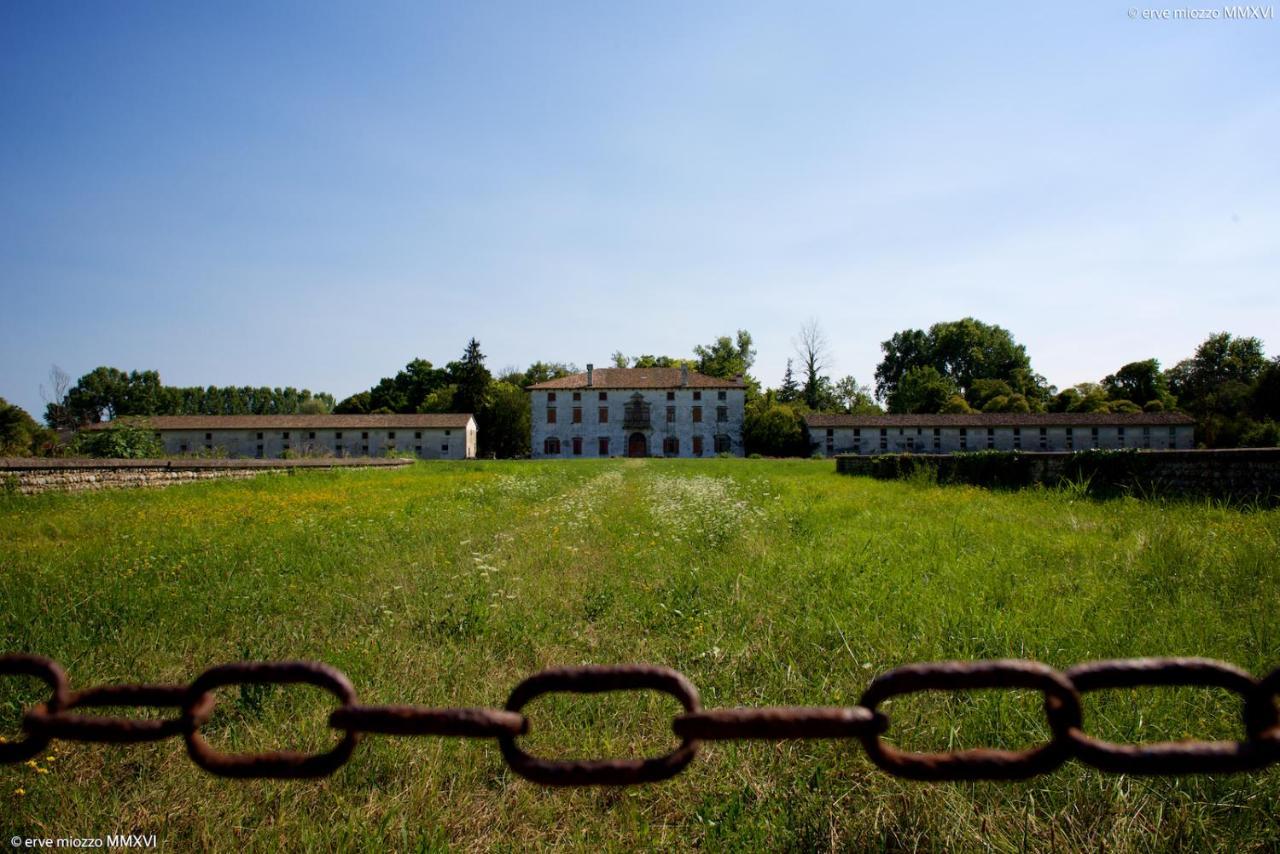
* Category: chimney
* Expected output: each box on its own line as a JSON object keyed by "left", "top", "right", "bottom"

{"left": 681, "top": 364, "right": 689, "bottom": 387}
{"left": 586, "top": 364, "right": 594, "bottom": 387}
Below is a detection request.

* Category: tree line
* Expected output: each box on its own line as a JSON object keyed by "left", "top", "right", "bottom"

{"left": 3, "top": 320, "right": 1276, "bottom": 457}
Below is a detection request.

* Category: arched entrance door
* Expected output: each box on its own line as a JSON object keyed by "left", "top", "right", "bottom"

{"left": 627, "top": 432, "right": 647, "bottom": 458}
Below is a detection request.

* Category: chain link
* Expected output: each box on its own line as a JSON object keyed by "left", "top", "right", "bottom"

{"left": 3, "top": 653, "right": 1280, "bottom": 784}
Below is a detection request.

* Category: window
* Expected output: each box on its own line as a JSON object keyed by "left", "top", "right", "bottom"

{"left": 256, "top": 444, "right": 264, "bottom": 458}
{"left": 599, "top": 391, "right": 607, "bottom": 401}
{"left": 282, "top": 432, "right": 290, "bottom": 439}
{"left": 309, "top": 431, "right": 316, "bottom": 440}
{"left": 1013, "top": 428, "right": 1021, "bottom": 450}
{"left": 1066, "top": 428, "right": 1074, "bottom": 450}
{"left": 548, "top": 392, "right": 556, "bottom": 402}
{"left": 1142, "top": 426, "right": 1151, "bottom": 449}
{"left": 933, "top": 431, "right": 941, "bottom": 452}
{"left": 205, "top": 432, "right": 212, "bottom": 441}
{"left": 257, "top": 432, "right": 264, "bottom": 440}
{"left": 440, "top": 444, "right": 448, "bottom": 453}
{"left": 362, "top": 444, "right": 369, "bottom": 454}
{"left": 335, "top": 432, "right": 342, "bottom": 439}
{"left": 572, "top": 392, "right": 581, "bottom": 401}
{"left": 692, "top": 436, "right": 704, "bottom": 456}
{"left": 666, "top": 391, "right": 675, "bottom": 401}
{"left": 693, "top": 391, "right": 702, "bottom": 401}
{"left": 572, "top": 437, "right": 583, "bottom": 456}
{"left": 714, "top": 435, "right": 731, "bottom": 453}
{"left": 180, "top": 443, "right": 188, "bottom": 453}
{"left": 572, "top": 407, "right": 582, "bottom": 424}
{"left": 598, "top": 406, "right": 609, "bottom": 423}
{"left": 335, "top": 446, "right": 343, "bottom": 458}
{"left": 718, "top": 391, "right": 727, "bottom": 401}
{"left": 664, "top": 436, "right": 680, "bottom": 455}
{"left": 445, "top": 430, "right": 451, "bottom": 436}
{"left": 598, "top": 437, "right": 610, "bottom": 456}
{"left": 544, "top": 437, "right": 561, "bottom": 455}
{"left": 1039, "top": 427, "right": 1048, "bottom": 450}
{"left": 1169, "top": 426, "right": 1177, "bottom": 447}
{"left": 853, "top": 428, "right": 861, "bottom": 438}
{"left": 880, "top": 428, "right": 888, "bottom": 451}
{"left": 415, "top": 431, "right": 422, "bottom": 439}
{"left": 362, "top": 432, "right": 369, "bottom": 440}
{"left": 415, "top": 445, "right": 422, "bottom": 454}
{"left": 205, "top": 444, "right": 212, "bottom": 452}
{"left": 1091, "top": 427, "right": 1099, "bottom": 448}
{"left": 283, "top": 444, "right": 290, "bottom": 451}
{"left": 388, "top": 431, "right": 396, "bottom": 439}
{"left": 986, "top": 428, "right": 995, "bottom": 449}
{"left": 716, "top": 406, "right": 728, "bottom": 422}
{"left": 1117, "top": 426, "right": 1126, "bottom": 447}
{"left": 547, "top": 408, "right": 557, "bottom": 424}
{"left": 666, "top": 406, "right": 676, "bottom": 423}
{"left": 692, "top": 406, "right": 702, "bottom": 423}
{"left": 960, "top": 428, "right": 968, "bottom": 451}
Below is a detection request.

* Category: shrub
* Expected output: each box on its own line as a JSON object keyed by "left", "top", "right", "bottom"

{"left": 72, "top": 424, "right": 164, "bottom": 459}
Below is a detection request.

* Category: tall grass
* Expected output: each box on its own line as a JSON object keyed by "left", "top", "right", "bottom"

{"left": 2, "top": 459, "right": 1278, "bottom": 851}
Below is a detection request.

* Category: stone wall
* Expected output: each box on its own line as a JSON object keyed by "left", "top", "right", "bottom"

{"left": 0, "top": 458, "right": 414, "bottom": 496}
{"left": 835, "top": 448, "right": 1280, "bottom": 503}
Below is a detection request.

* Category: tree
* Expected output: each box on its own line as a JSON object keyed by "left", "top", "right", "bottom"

{"left": 519, "top": 362, "right": 577, "bottom": 388}
{"left": 694, "top": 330, "right": 755, "bottom": 380}
{"left": 834, "top": 376, "right": 879, "bottom": 414}
{"left": 887, "top": 366, "right": 958, "bottom": 414}
{"left": 1, "top": 398, "right": 55, "bottom": 456}
{"left": 794, "top": 319, "right": 832, "bottom": 410}
{"left": 450, "top": 338, "right": 492, "bottom": 417}
{"left": 610, "top": 351, "right": 629, "bottom": 368}
{"left": 41, "top": 365, "right": 73, "bottom": 431}
{"left": 743, "top": 394, "right": 807, "bottom": 456}
{"left": 1166, "top": 333, "right": 1266, "bottom": 413}
{"left": 777, "top": 360, "right": 801, "bottom": 404}
{"left": 481, "top": 381, "right": 532, "bottom": 458}
{"left": 1251, "top": 358, "right": 1280, "bottom": 421}
{"left": 1103, "top": 359, "right": 1170, "bottom": 407}
{"left": 875, "top": 318, "right": 1044, "bottom": 405}
{"left": 334, "top": 391, "right": 372, "bottom": 414}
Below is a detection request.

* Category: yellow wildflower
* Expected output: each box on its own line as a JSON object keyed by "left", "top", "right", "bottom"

{"left": 14, "top": 788, "right": 25, "bottom": 796}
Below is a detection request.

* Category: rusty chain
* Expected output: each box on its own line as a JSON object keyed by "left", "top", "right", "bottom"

{"left": 3, "top": 654, "right": 1279, "bottom": 785}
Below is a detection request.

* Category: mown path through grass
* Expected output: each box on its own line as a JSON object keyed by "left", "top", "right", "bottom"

{"left": 2, "top": 459, "right": 1279, "bottom": 851}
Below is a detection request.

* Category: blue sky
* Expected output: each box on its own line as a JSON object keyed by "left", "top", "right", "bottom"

{"left": 2, "top": 1, "right": 1277, "bottom": 416}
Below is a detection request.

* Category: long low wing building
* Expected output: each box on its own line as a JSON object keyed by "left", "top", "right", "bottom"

{"left": 84, "top": 414, "right": 478, "bottom": 459}
{"left": 805, "top": 411, "right": 1196, "bottom": 456}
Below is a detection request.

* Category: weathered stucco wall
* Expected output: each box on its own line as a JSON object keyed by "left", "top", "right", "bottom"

{"left": 0, "top": 458, "right": 414, "bottom": 495}
{"left": 151, "top": 425, "right": 473, "bottom": 460}
{"left": 816, "top": 424, "right": 1194, "bottom": 456}
{"left": 835, "top": 448, "right": 1280, "bottom": 502}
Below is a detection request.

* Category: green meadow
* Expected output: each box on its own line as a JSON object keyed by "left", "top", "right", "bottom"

{"left": 2, "top": 459, "right": 1278, "bottom": 851}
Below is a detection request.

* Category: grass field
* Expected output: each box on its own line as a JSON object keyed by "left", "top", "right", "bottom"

{"left": 2, "top": 459, "right": 1279, "bottom": 851}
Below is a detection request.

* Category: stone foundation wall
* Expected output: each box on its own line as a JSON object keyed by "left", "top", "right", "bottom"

{"left": 0, "top": 458, "right": 414, "bottom": 495}
{"left": 835, "top": 448, "right": 1280, "bottom": 503}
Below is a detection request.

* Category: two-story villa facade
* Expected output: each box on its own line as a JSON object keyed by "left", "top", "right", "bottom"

{"left": 528, "top": 365, "right": 746, "bottom": 458}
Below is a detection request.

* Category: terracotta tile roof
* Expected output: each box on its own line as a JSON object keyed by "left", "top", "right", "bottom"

{"left": 527, "top": 368, "right": 744, "bottom": 390}
{"left": 804, "top": 412, "right": 1195, "bottom": 428}
{"left": 84, "top": 414, "right": 475, "bottom": 431}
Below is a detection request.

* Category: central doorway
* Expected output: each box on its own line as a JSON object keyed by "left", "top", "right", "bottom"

{"left": 627, "top": 432, "right": 648, "bottom": 458}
